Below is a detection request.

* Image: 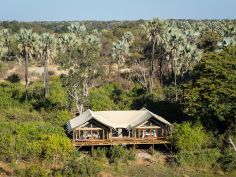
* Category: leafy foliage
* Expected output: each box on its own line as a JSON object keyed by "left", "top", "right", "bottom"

{"left": 172, "top": 122, "right": 208, "bottom": 152}
{"left": 184, "top": 47, "right": 236, "bottom": 132}
{"left": 178, "top": 148, "right": 221, "bottom": 168}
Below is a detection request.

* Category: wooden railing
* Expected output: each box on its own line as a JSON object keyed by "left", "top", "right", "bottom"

{"left": 72, "top": 136, "right": 170, "bottom": 146}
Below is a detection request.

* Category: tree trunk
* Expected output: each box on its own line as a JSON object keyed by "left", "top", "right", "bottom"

{"left": 76, "top": 101, "right": 84, "bottom": 115}
{"left": 117, "top": 62, "right": 120, "bottom": 85}
{"left": 43, "top": 53, "right": 49, "bottom": 98}
{"left": 24, "top": 52, "right": 29, "bottom": 100}
{"left": 229, "top": 137, "right": 236, "bottom": 153}
{"left": 149, "top": 40, "right": 156, "bottom": 92}
{"left": 174, "top": 59, "right": 178, "bottom": 101}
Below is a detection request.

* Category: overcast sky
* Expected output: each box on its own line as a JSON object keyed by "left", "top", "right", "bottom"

{"left": 0, "top": 0, "right": 235, "bottom": 21}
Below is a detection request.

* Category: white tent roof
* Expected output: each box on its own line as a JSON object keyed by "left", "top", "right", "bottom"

{"left": 66, "top": 108, "right": 171, "bottom": 133}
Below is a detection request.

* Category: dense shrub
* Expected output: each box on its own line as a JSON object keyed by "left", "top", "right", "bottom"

{"left": 109, "top": 145, "right": 126, "bottom": 163}
{"left": 220, "top": 147, "right": 236, "bottom": 172}
{"left": 172, "top": 122, "right": 208, "bottom": 152}
{"left": 40, "top": 110, "right": 71, "bottom": 126}
{"left": 5, "top": 107, "right": 42, "bottom": 121}
{"left": 15, "top": 165, "right": 48, "bottom": 177}
{"left": 47, "top": 77, "right": 68, "bottom": 108}
{"left": 126, "top": 147, "right": 136, "bottom": 161}
{"left": 38, "top": 134, "right": 73, "bottom": 162}
{"left": 89, "top": 83, "right": 136, "bottom": 111}
{"left": 0, "top": 121, "right": 73, "bottom": 162}
{"left": 89, "top": 83, "right": 119, "bottom": 110}
{"left": 29, "top": 77, "right": 68, "bottom": 109}
{"left": 62, "top": 157, "right": 101, "bottom": 177}
{"left": 0, "top": 82, "right": 24, "bottom": 108}
{"left": 92, "top": 147, "right": 107, "bottom": 160}
{"left": 178, "top": 148, "right": 221, "bottom": 168}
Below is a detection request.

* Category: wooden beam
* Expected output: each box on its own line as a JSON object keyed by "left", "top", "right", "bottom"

{"left": 77, "top": 127, "right": 102, "bottom": 130}
{"left": 137, "top": 126, "right": 161, "bottom": 129}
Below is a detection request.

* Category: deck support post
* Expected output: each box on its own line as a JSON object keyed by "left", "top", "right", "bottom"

{"left": 91, "top": 145, "right": 94, "bottom": 156}
{"left": 152, "top": 143, "right": 154, "bottom": 154}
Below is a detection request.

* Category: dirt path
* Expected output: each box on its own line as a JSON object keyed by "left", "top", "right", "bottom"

{"left": 0, "top": 161, "right": 13, "bottom": 177}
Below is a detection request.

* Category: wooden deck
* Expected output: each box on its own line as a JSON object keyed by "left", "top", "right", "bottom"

{"left": 72, "top": 137, "right": 170, "bottom": 146}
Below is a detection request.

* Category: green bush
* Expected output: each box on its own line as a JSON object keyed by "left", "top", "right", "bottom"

{"left": 0, "top": 82, "right": 24, "bottom": 108}
{"left": 126, "top": 148, "right": 136, "bottom": 161}
{"left": 89, "top": 83, "right": 119, "bottom": 110}
{"left": 92, "top": 147, "right": 107, "bottom": 160}
{"left": 47, "top": 77, "right": 68, "bottom": 108}
{"left": 109, "top": 145, "right": 126, "bottom": 163}
{"left": 62, "top": 157, "right": 101, "bottom": 177}
{"left": 0, "top": 121, "right": 72, "bottom": 162}
{"left": 15, "top": 165, "right": 48, "bottom": 177}
{"left": 89, "top": 83, "right": 136, "bottom": 111}
{"left": 178, "top": 148, "right": 221, "bottom": 168}
{"left": 5, "top": 107, "right": 42, "bottom": 121}
{"left": 29, "top": 77, "right": 68, "bottom": 110}
{"left": 0, "top": 122, "right": 15, "bottom": 161}
{"left": 40, "top": 110, "right": 71, "bottom": 126}
{"left": 172, "top": 122, "right": 208, "bottom": 152}
{"left": 220, "top": 147, "right": 236, "bottom": 172}
{"left": 38, "top": 134, "right": 73, "bottom": 162}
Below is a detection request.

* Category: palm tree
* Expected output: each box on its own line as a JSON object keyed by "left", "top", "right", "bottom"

{"left": 0, "top": 34, "right": 3, "bottom": 58}
{"left": 122, "top": 31, "right": 134, "bottom": 45}
{"left": 141, "top": 18, "right": 165, "bottom": 92}
{"left": 68, "top": 22, "right": 86, "bottom": 38}
{"left": 17, "top": 29, "right": 37, "bottom": 99}
{"left": 112, "top": 31, "right": 134, "bottom": 84}
{"left": 0, "top": 29, "right": 11, "bottom": 59}
{"left": 112, "top": 38, "right": 130, "bottom": 84}
{"left": 40, "top": 33, "right": 56, "bottom": 98}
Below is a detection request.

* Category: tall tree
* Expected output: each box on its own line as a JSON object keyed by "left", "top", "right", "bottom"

{"left": 141, "top": 18, "right": 165, "bottom": 92}
{"left": 112, "top": 31, "right": 134, "bottom": 84}
{"left": 0, "top": 33, "right": 3, "bottom": 59}
{"left": 57, "top": 24, "right": 101, "bottom": 114}
{"left": 0, "top": 29, "right": 11, "bottom": 59}
{"left": 184, "top": 47, "right": 236, "bottom": 133}
{"left": 17, "top": 29, "right": 38, "bottom": 99}
{"left": 39, "top": 33, "right": 56, "bottom": 98}
{"left": 166, "top": 26, "right": 201, "bottom": 101}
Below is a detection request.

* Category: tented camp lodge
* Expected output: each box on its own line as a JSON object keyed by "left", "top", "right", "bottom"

{"left": 66, "top": 108, "right": 172, "bottom": 146}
